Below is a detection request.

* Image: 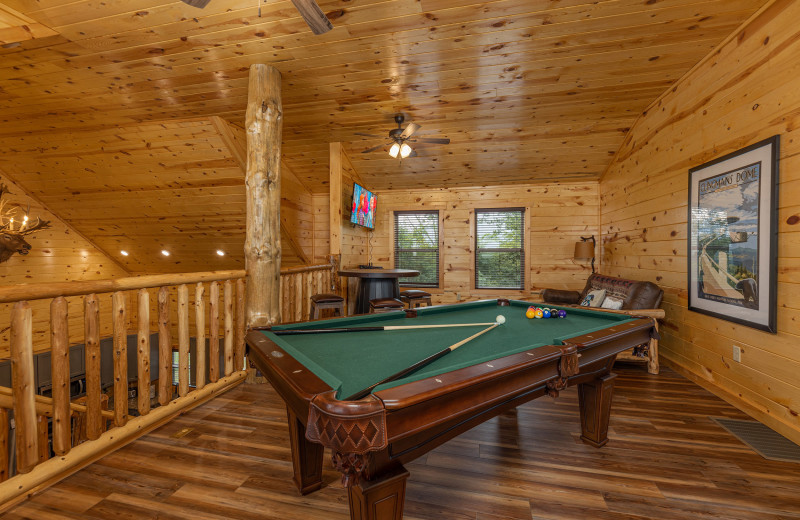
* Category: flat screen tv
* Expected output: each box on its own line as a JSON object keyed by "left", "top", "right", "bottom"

{"left": 350, "top": 183, "right": 376, "bottom": 229}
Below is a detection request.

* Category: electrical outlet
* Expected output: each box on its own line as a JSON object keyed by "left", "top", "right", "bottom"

{"left": 456, "top": 292, "right": 461, "bottom": 301}
{"left": 732, "top": 345, "right": 741, "bottom": 363}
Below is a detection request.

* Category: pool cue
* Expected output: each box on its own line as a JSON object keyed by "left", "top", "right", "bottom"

{"left": 266, "top": 322, "right": 498, "bottom": 335}
{"left": 343, "top": 322, "right": 500, "bottom": 401}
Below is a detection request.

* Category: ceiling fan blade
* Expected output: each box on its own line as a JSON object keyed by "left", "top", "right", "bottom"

{"left": 416, "top": 137, "right": 450, "bottom": 144}
{"left": 179, "top": 0, "right": 212, "bottom": 7}
{"left": 400, "top": 122, "right": 420, "bottom": 139}
{"left": 362, "top": 143, "right": 389, "bottom": 153}
{"left": 291, "top": 0, "right": 334, "bottom": 35}
{"left": 354, "top": 132, "right": 384, "bottom": 138}
{"left": 407, "top": 150, "right": 418, "bottom": 158}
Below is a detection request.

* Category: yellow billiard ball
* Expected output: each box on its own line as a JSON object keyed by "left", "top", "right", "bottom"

{"left": 525, "top": 308, "right": 536, "bottom": 319}
{"left": 534, "top": 309, "right": 544, "bottom": 319}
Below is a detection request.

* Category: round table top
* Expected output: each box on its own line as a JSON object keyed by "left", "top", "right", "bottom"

{"left": 338, "top": 268, "right": 420, "bottom": 278}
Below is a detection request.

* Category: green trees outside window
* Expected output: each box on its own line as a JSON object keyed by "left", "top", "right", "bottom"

{"left": 394, "top": 211, "right": 439, "bottom": 287}
{"left": 475, "top": 208, "right": 525, "bottom": 289}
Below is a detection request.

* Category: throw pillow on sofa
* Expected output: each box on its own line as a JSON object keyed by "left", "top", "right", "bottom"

{"left": 600, "top": 296, "right": 624, "bottom": 310}
{"left": 580, "top": 289, "right": 606, "bottom": 307}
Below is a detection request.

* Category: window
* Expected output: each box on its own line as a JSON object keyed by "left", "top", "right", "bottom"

{"left": 475, "top": 208, "right": 525, "bottom": 289}
{"left": 394, "top": 211, "right": 439, "bottom": 287}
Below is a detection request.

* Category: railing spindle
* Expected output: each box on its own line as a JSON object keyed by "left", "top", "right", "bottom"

{"left": 111, "top": 292, "right": 128, "bottom": 427}
{"left": 235, "top": 279, "right": 245, "bottom": 372}
{"left": 0, "top": 408, "right": 8, "bottom": 481}
{"left": 137, "top": 289, "right": 151, "bottom": 416}
{"left": 223, "top": 280, "right": 233, "bottom": 376}
{"left": 10, "top": 301, "right": 37, "bottom": 473}
{"left": 294, "top": 273, "right": 302, "bottom": 321}
{"left": 50, "top": 296, "right": 70, "bottom": 456}
{"left": 195, "top": 283, "right": 206, "bottom": 390}
{"left": 36, "top": 415, "right": 48, "bottom": 463}
{"left": 209, "top": 282, "right": 220, "bottom": 383}
{"left": 280, "top": 274, "right": 287, "bottom": 324}
{"left": 158, "top": 287, "right": 172, "bottom": 405}
{"left": 177, "top": 284, "right": 190, "bottom": 397}
{"left": 84, "top": 295, "right": 102, "bottom": 441}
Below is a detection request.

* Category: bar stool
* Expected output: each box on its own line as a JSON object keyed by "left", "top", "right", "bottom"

{"left": 399, "top": 289, "right": 433, "bottom": 309}
{"left": 310, "top": 293, "right": 345, "bottom": 320}
{"left": 369, "top": 298, "right": 404, "bottom": 313}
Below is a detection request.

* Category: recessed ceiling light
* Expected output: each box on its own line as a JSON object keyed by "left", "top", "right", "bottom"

{"left": 120, "top": 250, "right": 129, "bottom": 256}
{"left": 161, "top": 250, "right": 170, "bottom": 256}
{"left": 216, "top": 250, "right": 225, "bottom": 256}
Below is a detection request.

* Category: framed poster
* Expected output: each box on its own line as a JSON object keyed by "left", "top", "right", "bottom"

{"left": 687, "top": 135, "right": 779, "bottom": 333}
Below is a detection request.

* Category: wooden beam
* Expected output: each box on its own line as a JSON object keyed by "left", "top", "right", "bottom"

{"left": 244, "top": 64, "right": 282, "bottom": 329}
{"left": 329, "top": 142, "right": 342, "bottom": 256}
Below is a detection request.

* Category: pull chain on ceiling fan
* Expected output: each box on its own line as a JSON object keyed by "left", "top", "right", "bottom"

{"left": 356, "top": 114, "right": 450, "bottom": 159}
{"left": 179, "top": 0, "right": 333, "bottom": 35}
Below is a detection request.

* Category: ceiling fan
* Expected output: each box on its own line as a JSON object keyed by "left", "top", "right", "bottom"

{"left": 356, "top": 114, "right": 450, "bottom": 159}
{"left": 179, "top": 0, "right": 333, "bottom": 35}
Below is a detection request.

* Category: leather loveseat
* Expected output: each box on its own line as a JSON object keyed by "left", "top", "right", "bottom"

{"left": 541, "top": 273, "right": 664, "bottom": 373}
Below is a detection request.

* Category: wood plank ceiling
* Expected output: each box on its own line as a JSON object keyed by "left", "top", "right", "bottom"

{"left": 0, "top": 0, "right": 768, "bottom": 271}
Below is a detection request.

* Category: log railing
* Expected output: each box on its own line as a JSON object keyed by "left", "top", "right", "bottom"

{"left": 279, "top": 262, "right": 340, "bottom": 323}
{"left": 0, "top": 261, "right": 338, "bottom": 509}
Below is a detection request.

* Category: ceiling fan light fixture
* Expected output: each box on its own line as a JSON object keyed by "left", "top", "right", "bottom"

{"left": 389, "top": 142, "right": 401, "bottom": 158}
{"left": 400, "top": 143, "right": 413, "bottom": 158}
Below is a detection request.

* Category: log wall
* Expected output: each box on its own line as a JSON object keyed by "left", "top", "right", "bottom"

{"left": 0, "top": 176, "right": 129, "bottom": 357}
{"left": 370, "top": 183, "right": 600, "bottom": 304}
{"left": 599, "top": 0, "right": 800, "bottom": 442}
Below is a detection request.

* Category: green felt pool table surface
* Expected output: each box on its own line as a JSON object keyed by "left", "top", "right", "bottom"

{"left": 263, "top": 299, "right": 637, "bottom": 400}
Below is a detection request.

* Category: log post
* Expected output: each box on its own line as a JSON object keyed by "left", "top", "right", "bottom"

{"left": 223, "top": 280, "right": 234, "bottom": 376}
{"left": 177, "top": 284, "right": 190, "bottom": 397}
{"left": 329, "top": 143, "right": 342, "bottom": 258}
{"left": 137, "top": 289, "right": 151, "bottom": 415}
{"left": 245, "top": 64, "right": 282, "bottom": 329}
{"left": 11, "top": 302, "right": 37, "bottom": 473}
{"left": 235, "top": 278, "right": 246, "bottom": 371}
{"left": 195, "top": 283, "right": 206, "bottom": 390}
{"left": 50, "top": 297, "right": 71, "bottom": 456}
{"left": 111, "top": 291, "right": 128, "bottom": 427}
{"left": 84, "top": 295, "right": 102, "bottom": 441}
{"left": 209, "top": 281, "right": 220, "bottom": 383}
{"left": 157, "top": 287, "right": 172, "bottom": 405}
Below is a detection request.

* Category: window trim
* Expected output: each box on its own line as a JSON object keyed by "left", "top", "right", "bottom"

{"left": 473, "top": 207, "right": 528, "bottom": 291}
{"left": 393, "top": 209, "right": 441, "bottom": 288}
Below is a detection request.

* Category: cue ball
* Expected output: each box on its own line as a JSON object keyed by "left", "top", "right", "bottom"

{"left": 525, "top": 309, "right": 535, "bottom": 319}
{"left": 496, "top": 315, "right": 507, "bottom": 324}
{"left": 558, "top": 310, "right": 567, "bottom": 318}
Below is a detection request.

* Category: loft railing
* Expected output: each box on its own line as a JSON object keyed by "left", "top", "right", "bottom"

{"left": 0, "top": 261, "right": 338, "bottom": 509}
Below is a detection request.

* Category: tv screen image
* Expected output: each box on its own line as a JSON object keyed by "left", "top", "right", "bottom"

{"left": 350, "top": 183, "right": 376, "bottom": 229}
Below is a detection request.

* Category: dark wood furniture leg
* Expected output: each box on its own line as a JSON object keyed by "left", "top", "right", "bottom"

{"left": 577, "top": 372, "right": 617, "bottom": 448}
{"left": 287, "top": 407, "right": 324, "bottom": 494}
{"left": 348, "top": 465, "right": 410, "bottom": 520}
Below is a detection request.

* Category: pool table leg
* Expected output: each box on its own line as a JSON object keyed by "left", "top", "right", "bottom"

{"left": 348, "top": 465, "right": 410, "bottom": 520}
{"left": 577, "top": 372, "right": 617, "bottom": 448}
{"left": 287, "top": 407, "right": 324, "bottom": 495}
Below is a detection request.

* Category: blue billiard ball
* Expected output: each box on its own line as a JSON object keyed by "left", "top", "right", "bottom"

{"left": 558, "top": 309, "right": 567, "bottom": 318}
{"left": 542, "top": 309, "right": 551, "bottom": 319}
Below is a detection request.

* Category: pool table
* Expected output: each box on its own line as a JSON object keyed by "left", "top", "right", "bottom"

{"left": 246, "top": 299, "right": 656, "bottom": 520}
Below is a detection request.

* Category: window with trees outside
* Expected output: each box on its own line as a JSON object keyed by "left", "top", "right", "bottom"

{"left": 394, "top": 211, "right": 439, "bottom": 287}
{"left": 475, "top": 208, "right": 525, "bottom": 290}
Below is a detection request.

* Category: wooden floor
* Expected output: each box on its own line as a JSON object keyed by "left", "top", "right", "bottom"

{"left": 4, "top": 365, "right": 800, "bottom": 520}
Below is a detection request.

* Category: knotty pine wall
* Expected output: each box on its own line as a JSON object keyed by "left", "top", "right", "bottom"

{"left": 600, "top": 0, "right": 800, "bottom": 442}
{"left": 370, "top": 183, "right": 599, "bottom": 304}
{"left": 0, "top": 176, "right": 130, "bottom": 357}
